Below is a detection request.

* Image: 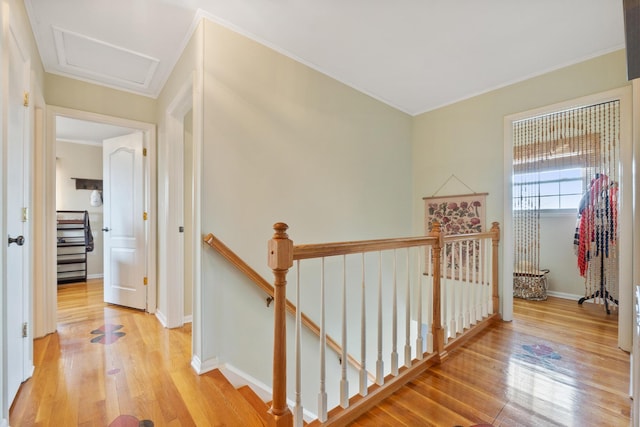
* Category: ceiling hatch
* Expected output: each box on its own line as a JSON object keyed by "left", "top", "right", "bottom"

{"left": 52, "top": 26, "right": 159, "bottom": 89}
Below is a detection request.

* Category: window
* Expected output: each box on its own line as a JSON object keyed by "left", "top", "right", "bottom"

{"left": 513, "top": 167, "right": 584, "bottom": 211}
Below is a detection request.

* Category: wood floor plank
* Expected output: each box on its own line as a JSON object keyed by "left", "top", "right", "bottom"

{"left": 10, "top": 281, "right": 631, "bottom": 426}
{"left": 349, "top": 296, "right": 630, "bottom": 426}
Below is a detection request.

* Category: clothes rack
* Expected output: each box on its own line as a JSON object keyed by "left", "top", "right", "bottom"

{"left": 575, "top": 173, "right": 618, "bottom": 314}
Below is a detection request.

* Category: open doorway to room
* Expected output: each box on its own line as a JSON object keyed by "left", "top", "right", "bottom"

{"left": 55, "top": 117, "right": 134, "bottom": 280}
{"left": 35, "top": 106, "right": 157, "bottom": 337}
{"left": 503, "top": 87, "right": 633, "bottom": 352}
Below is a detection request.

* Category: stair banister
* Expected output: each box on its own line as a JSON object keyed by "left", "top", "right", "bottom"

{"left": 203, "top": 232, "right": 368, "bottom": 373}
{"left": 491, "top": 222, "right": 500, "bottom": 314}
{"left": 267, "top": 223, "right": 294, "bottom": 426}
{"left": 430, "top": 221, "right": 445, "bottom": 360}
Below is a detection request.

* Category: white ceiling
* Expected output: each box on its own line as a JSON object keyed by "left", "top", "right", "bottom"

{"left": 56, "top": 116, "right": 136, "bottom": 145}
{"left": 26, "top": 0, "right": 626, "bottom": 116}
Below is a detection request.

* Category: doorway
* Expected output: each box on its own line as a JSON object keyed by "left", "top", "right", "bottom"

{"left": 503, "top": 87, "right": 633, "bottom": 351}
{"left": 36, "top": 106, "right": 157, "bottom": 337}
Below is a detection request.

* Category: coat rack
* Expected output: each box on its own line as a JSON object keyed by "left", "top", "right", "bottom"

{"left": 71, "top": 177, "right": 102, "bottom": 191}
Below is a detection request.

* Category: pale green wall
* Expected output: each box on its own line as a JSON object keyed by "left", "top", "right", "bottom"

{"left": 199, "top": 17, "right": 413, "bottom": 387}
{"left": 44, "top": 73, "right": 157, "bottom": 123}
{"left": 412, "top": 49, "right": 631, "bottom": 296}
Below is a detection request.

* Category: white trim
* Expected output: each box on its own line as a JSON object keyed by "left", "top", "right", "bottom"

{"left": 633, "top": 80, "right": 640, "bottom": 427}
{"left": 546, "top": 291, "right": 585, "bottom": 301}
{"left": 183, "top": 314, "right": 193, "bottom": 324}
{"left": 503, "top": 87, "right": 633, "bottom": 351}
{"left": 219, "top": 363, "right": 318, "bottom": 423}
{"left": 162, "top": 75, "right": 194, "bottom": 329}
{"left": 192, "top": 39, "right": 205, "bottom": 380}
{"left": 42, "top": 106, "right": 157, "bottom": 335}
{"left": 190, "top": 354, "right": 220, "bottom": 375}
{"left": 220, "top": 364, "right": 273, "bottom": 403}
{"left": 86, "top": 273, "right": 104, "bottom": 280}
{"left": 155, "top": 310, "right": 168, "bottom": 328}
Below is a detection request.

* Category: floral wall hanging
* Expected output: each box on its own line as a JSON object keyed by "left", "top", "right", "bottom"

{"left": 423, "top": 192, "right": 488, "bottom": 278}
{"left": 423, "top": 193, "right": 487, "bottom": 235}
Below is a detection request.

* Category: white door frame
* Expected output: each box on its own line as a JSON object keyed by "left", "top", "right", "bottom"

{"left": 503, "top": 87, "right": 633, "bottom": 351}
{"left": 161, "top": 74, "right": 195, "bottom": 329}
{"left": 632, "top": 79, "right": 640, "bottom": 427}
{"left": 38, "top": 106, "right": 157, "bottom": 335}
{"left": 160, "top": 71, "right": 204, "bottom": 372}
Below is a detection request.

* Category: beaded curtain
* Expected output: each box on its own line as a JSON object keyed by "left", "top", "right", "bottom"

{"left": 512, "top": 100, "right": 620, "bottom": 307}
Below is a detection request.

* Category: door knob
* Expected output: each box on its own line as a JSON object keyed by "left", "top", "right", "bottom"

{"left": 8, "top": 235, "right": 25, "bottom": 246}
{"left": 102, "top": 227, "right": 110, "bottom": 232}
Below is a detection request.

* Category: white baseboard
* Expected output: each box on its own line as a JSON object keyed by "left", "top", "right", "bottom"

{"left": 546, "top": 290, "right": 585, "bottom": 301}
{"left": 183, "top": 314, "right": 193, "bottom": 324}
{"left": 86, "top": 273, "right": 104, "bottom": 280}
{"left": 218, "top": 363, "right": 317, "bottom": 422}
{"left": 155, "top": 310, "right": 168, "bottom": 327}
{"left": 191, "top": 354, "right": 220, "bottom": 374}
{"left": 1, "top": 418, "right": 8, "bottom": 427}
{"left": 219, "top": 364, "right": 273, "bottom": 402}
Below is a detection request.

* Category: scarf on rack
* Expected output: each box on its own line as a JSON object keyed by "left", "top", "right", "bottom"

{"left": 574, "top": 174, "right": 616, "bottom": 277}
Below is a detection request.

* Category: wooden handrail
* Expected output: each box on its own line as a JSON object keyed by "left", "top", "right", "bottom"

{"left": 441, "top": 229, "right": 496, "bottom": 243}
{"left": 294, "top": 236, "right": 437, "bottom": 260}
{"left": 202, "top": 233, "right": 368, "bottom": 378}
{"left": 203, "top": 233, "right": 273, "bottom": 296}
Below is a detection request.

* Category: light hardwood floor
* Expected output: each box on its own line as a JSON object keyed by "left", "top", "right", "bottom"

{"left": 10, "top": 281, "right": 631, "bottom": 426}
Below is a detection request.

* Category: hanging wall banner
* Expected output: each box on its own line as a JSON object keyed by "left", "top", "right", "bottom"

{"left": 423, "top": 193, "right": 487, "bottom": 235}
{"left": 423, "top": 192, "right": 488, "bottom": 279}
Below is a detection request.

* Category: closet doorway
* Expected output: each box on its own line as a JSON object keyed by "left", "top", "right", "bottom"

{"left": 502, "top": 87, "right": 633, "bottom": 352}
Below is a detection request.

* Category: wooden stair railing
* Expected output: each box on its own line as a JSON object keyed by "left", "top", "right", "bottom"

{"left": 267, "top": 221, "right": 501, "bottom": 427}
{"left": 202, "top": 233, "right": 368, "bottom": 377}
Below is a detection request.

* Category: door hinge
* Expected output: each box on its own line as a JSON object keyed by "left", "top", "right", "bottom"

{"left": 143, "top": 212, "right": 148, "bottom": 221}
{"left": 23, "top": 92, "right": 29, "bottom": 107}
{"left": 143, "top": 277, "right": 148, "bottom": 286}
{"left": 22, "top": 207, "right": 28, "bottom": 222}
{"left": 143, "top": 148, "right": 147, "bottom": 157}
{"left": 22, "top": 322, "right": 28, "bottom": 338}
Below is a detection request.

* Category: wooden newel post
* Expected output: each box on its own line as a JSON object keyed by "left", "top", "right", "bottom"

{"left": 429, "top": 221, "right": 447, "bottom": 361}
{"left": 268, "top": 223, "right": 294, "bottom": 426}
{"left": 490, "top": 222, "right": 500, "bottom": 317}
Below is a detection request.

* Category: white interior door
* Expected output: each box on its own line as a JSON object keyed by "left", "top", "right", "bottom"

{"left": 6, "top": 25, "right": 30, "bottom": 405}
{"left": 102, "top": 133, "right": 146, "bottom": 309}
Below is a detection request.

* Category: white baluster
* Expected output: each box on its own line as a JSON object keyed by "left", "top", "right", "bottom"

{"left": 470, "top": 240, "right": 477, "bottom": 325}
{"left": 404, "top": 247, "right": 412, "bottom": 367}
{"left": 426, "top": 247, "right": 434, "bottom": 354}
{"left": 457, "top": 240, "right": 463, "bottom": 334}
{"left": 478, "top": 239, "right": 485, "bottom": 320}
{"left": 376, "top": 251, "right": 384, "bottom": 385}
{"left": 359, "top": 253, "right": 368, "bottom": 396}
{"left": 318, "top": 258, "right": 327, "bottom": 422}
{"left": 391, "top": 250, "right": 398, "bottom": 375}
{"left": 416, "top": 248, "right": 423, "bottom": 359}
{"left": 442, "top": 242, "right": 449, "bottom": 342}
{"left": 294, "top": 261, "right": 303, "bottom": 427}
{"left": 463, "top": 240, "right": 470, "bottom": 330}
{"left": 483, "top": 239, "right": 489, "bottom": 317}
{"left": 340, "top": 255, "right": 349, "bottom": 408}
{"left": 449, "top": 242, "right": 456, "bottom": 340}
